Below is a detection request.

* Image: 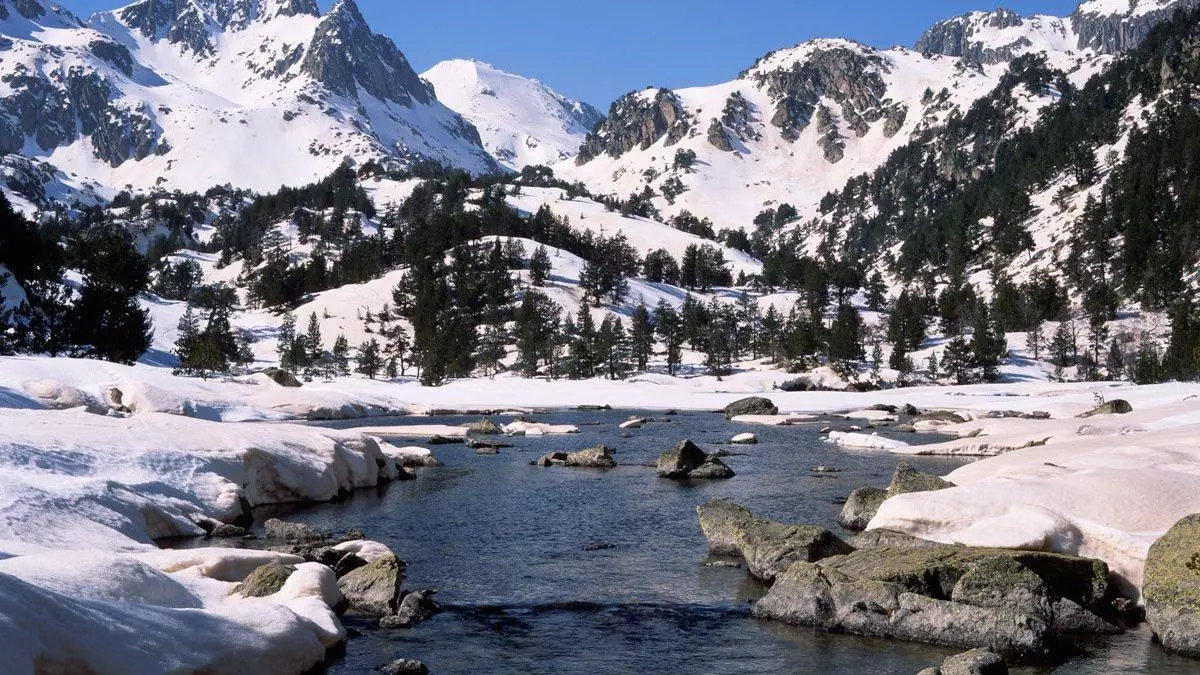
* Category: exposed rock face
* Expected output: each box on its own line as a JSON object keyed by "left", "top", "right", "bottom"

{"left": 724, "top": 396, "right": 778, "bottom": 419}
{"left": 754, "top": 545, "right": 1117, "bottom": 659}
{"left": 706, "top": 118, "right": 734, "bottom": 152}
{"left": 916, "top": 9, "right": 1033, "bottom": 65}
{"left": 930, "top": 648, "right": 1009, "bottom": 675}
{"left": 839, "top": 463, "right": 955, "bottom": 531}
{"left": 299, "top": 0, "right": 433, "bottom": 108}
{"left": 337, "top": 552, "right": 406, "bottom": 616}
{"left": 234, "top": 561, "right": 296, "bottom": 597}
{"left": 696, "top": 500, "right": 852, "bottom": 582}
{"left": 1145, "top": 513, "right": 1200, "bottom": 657}
{"left": 1072, "top": 0, "right": 1200, "bottom": 55}
{"left": 746, "top": 44, "right": 903, "bottom": 146}
{"left": 657, "top": 440, "right": 734, "bottom": 480}
{"left": 576, "top": 89, "right": 691, "bottom": 163}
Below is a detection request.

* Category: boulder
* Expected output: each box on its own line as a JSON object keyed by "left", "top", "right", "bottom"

{"left": 426, "top": 435, "right": 463, "bottom": 445}
{"left": 912, "top": 410, "right": 969, "bottom": 424}
{"left": 849, "top": 529, "right": 942, "bottom": 550}
{"left": 465, "top": 439, "right": 512, "bottom": 450}
{"left": 337, "top": 552, "right": 406, "bottom": 617}
{"left": 334, "top": 553, "right": 369, "bottom": 578}
{"left": 899, "top": 404, "right": 920, "bottom": 416}
{"left": 620, "top": 417, "right": 646, "bottom": 429}
{"left": 657, "top": 440, "right": 733, "bottom": 480}
{"left": 724, "top": 396, "right": 778, "bottom": 419}
{"left": 380, "top": 659, "right": 429, "bottom": 675}
{"left": 752, "top": 544, "right": 1115, "bottom": 659}
{"left": 531, "top": 446, "right": 617, "bottom": 468}
{"left": 838, "top": 487, "right": 887, "bottom": 531}
{"left": 731, "top": 433, "right": 758, "bottom": 445}
{"left": 931, "top": 649, "right": 1009, "bottom": 675}
{"left": 386, "top": 589, "right": 442, "bottom": 628}
{"left": 697, "top": 500, "right": 755, "bottom": 556}
{"left": 462, "top": 418, "right": 502, "bottom": 435}
{"left": 1077, "top": 399, "right": 1133, "bottom": 418}
{"left": 264, "top": 518, "right": 327, "bottom": 544}
{"left": 234, "top": 561, "right": 295, "bottom": 598}
{"left": 838, "top": 464, "right": 954, "bottom": 532}
{"left": 262, "top": 367, "right": 302, "bottom": 388}
{"left": 1145, "top": 513, "right": 1200, "bottom": 656}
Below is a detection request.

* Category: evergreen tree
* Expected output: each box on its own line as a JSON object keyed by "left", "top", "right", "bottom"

{"left": 866, "top": 271, "right": 888, "bottom": 312}
{"left": 568, "top": 305, "right": 597, "bottom": 379}
{"left": 643, "top": 249, "right": 681, "bottom": 285}
{"left": 529, "top": 246, "right": 552, "bottom": 287}
{"left": 174, "top": 306, "right": 201, "bottom": 373}
{"left": 514, "top": 290, "right": 561, "bottom": 377}
{"left": 385, "top": 324, "right": 411, "bottom": 376}
{"left": 970, "top": 305, "right": 1007, "bottom": 382}
{"left": 827, "top": 303, "right": 864, "bottom": 365}
{"left": 277, "top": 312, "right": 298, "bottom": 372}
{"left": 1050, "top": 321, "right": 1074, "bottom": 370}
{"left": 629, "top": 304, "right": 654, "bottom": 371}
{"left": 927, "top": 350, "right": 940, "bottom": 380}
{"left": 475, "top": 324, "right": 508, "bottom": 377}
{"left": 654, "top": 301, "right": 684, "bottom": 376}
{"left": 304, "top": 312, "right": 323, "bottom": 371}
{"left": 1027, "top": 320, "right": 1045, "bottom": 361}
{"left": 356, "top": 339, "right": 383, "bottom": 379}
{"left": 943, "top": 336, "right": 973, "bottom": 385}
{"left": 332, "top": 333, "right": 351, "bottom": 376}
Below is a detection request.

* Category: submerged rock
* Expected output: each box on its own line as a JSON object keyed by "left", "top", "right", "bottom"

{"left": 264, "top": 518, "right": 328, "bottom": 544}
{"left": 658, "top": 440, "right": 735, "bottom": 480}
{"left": 724, "top": 396, "right": 778, "bottom": 419}
{"left": 1145, "top": 513, "right": 1200, "bottom": 657}
{"left": 338, "top": 552, "right": 406, "bottom": 617}
{"left": 385, "top": 589, "right": 442, "bottom": 628}
{"left": 921, "top": 648, "right": 1008, "bottom": 675}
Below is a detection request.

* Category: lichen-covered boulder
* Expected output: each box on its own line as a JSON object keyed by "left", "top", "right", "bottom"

{"left": 697, "top": 500, "right": 755, "bottom": 556}
{"left": 234, "top": 561, "right": 296, "bottom": 598}
{"left": 1146, "top": 513, "right": 1200, "bottom": 657}
{"left": 724, "top": 396, "right": 778, "bottom": 419}
{"left": 337, "top": 552, "right": 406, "bottom": 616}
{"left": 734, "top": 518, "right": 853, "bottom": 583}
{"left": 839, "top": 487, "right": 887, "bottom": 531}
{"left": 887, "top": 462, "right": 954, "bottom": 498}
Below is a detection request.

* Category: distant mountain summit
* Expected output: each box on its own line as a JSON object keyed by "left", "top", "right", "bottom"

{"left": 0, "top": 0, "right": 498, "bottom": 202}
{"left": 422, "top": 59, "right": 603, "bottom": 170}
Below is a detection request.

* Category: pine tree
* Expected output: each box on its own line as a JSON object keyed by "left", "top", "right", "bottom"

{"left": 827, "top": 303, "right": 864, "bottom": 365}
{"left": 356, "top": 339, "right": 383, "bottom": 379}
{"left": 927, "top": 350, "right": 939, "bottom": 380}
{"left": 943, "top": 336, "right": 973, "bottom": 385}
{"left": 568, "top": 305, "right": 597, "bottom": 379}
{"left": 475, "top": 324, "right": 508, "bottom": 377}
{"left": 654, "top": 301, "right": 683, "bottom": 376}
{"left": 629, "top": 304, "right": 654, "bottom": 371}
{"left": 1027, "top": 320, "right": 1044, "bottom": 361}
{"left": 1050, "top": 321, "right": 1073, "bottom": 370}
{"left": 175, "top": 306, "right": 201, "bottom": 374}
{"left": 529, "top": 246, "right": 552, "bottom": 287}
{"left": 332, "top": 333, "right": 351, "bottom": 376}
{"left": 304, "top": 312, "right": 323, "bottom": 372}
{"left": 277, "top": 312, "right": 298, "bottom": 372}
{"left": 970, "top": 305, "right": 1007, "bottom": 383}
{"left": 866, "top": 271, "right": 887, "bottom": 311}
{"left": 515, "top": 290, "right": 560, "bottom": 377}
{"left": 385, "top": 323, "right": 411, "bottom": 376}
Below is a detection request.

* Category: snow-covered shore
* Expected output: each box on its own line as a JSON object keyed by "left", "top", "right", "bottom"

{"left": 4, "top": 353, "right": 1200, "bottom": 670}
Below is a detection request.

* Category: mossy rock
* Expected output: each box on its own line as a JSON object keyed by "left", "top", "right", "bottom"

{"left": 1145, "top": 513, "right": 1200, "bottom": 656}
{"left": 887, "top": 462, "right": 955, "bottom": 499}
{"left": 839, "top": 486, "right": 887, "bottom": 531}
{"left": 235, "top": 561, "right": 296, "bottom": 598}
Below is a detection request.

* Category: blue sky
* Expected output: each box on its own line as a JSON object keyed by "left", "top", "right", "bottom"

{"left": 60, "top": 0, "right": 1081, "bottom": 107}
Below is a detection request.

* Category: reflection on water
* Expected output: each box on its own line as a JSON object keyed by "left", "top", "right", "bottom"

{"left": 268, "top": 411, "right": 1191, "bottom": 674}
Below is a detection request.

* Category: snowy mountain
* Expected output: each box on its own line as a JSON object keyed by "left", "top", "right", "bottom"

{"left": 0, "top": 0, "right": 499, "bottom": 202}
{"left": 556, "top": 0, "right": 1194, "bottom": 231}
{"left": 422, "top": 59, "right": 603, "bottom": 171}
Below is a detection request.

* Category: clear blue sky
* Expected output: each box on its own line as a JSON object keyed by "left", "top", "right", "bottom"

{"left": 60, "top": 0, "right": 1082, "bottom": 108}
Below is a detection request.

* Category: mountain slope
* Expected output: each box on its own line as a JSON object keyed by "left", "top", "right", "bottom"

{"left": 0, "top": 0, "right": 499, "bottom": 201}
{"left": 557, "top": 0, "right": 1193, "bottom": 231}
{"left": 422, "top": 59, "right": 603, "bottom": 171}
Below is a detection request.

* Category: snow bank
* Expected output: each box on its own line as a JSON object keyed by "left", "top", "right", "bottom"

{"left": 0, "top": 406, "right": 402, "bottom": 674}
{"left": 870, "top": 398, "right": 1200, "bottom": 597}
{"left": 825, "top": 431, "right": 911, "bottom": 450}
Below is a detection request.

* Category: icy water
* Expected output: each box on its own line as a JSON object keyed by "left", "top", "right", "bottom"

{"left": 268, "top": 410, "right": 1199, "bottom": 675}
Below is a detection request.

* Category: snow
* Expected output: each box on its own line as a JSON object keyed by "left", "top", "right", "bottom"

{"left": 826, "top": 431, "right": 911, "bottom": 450}
{"left": 423, "top": 59, "right": 601, "bottom": 170}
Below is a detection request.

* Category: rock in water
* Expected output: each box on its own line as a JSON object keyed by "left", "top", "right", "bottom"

{"left": 695, "top": 500, "right": 852, "bottom": 582}
{"left": 463, "top": 418, "right": 502, "bottom": 435}
{"left": 923, "top": 649, "right": 1008, "bottom": 675}
{"left": 1077, "top": 399, "right": 1133, "bottom": 418}
{"left": 838, "top": 487, "right": 887, "bottom": 531}
{"left": 531, "top": 446, "right": 617, "bottom": 468}
{"left": 753, "top": 545, "right": 1115, "bottom": 659}
{"left": 724, "top": 396, "right": 778, "bottom": 419}
{"left": 381, "top": 659, "right": 429, "bottom": 675}
{"left": 697, "top": 500, "right": 755, "bottom": 555}
{"left": 234, "top": 561, "right": 296, "bottom": 598}
{"left": 1146, "top": 513, "right": 1200, "bottom": 657}
{"left": 838, "top": 463, "right": 954, "bottom": 531}
{"left": 392, "top": 589, "right": 443, "bottom": 627}
{"left": 731, "top": 433, "right": 758, "bottom": 445}
{"left": 657, "top": 440, "right": 734, "bottom": 479}
{"left": 264, "top": 518, "right": 327, "bottom": 544}
{"left": 338, "top": 552, "right": 406, "bottom": 616}
{"left": 262, "top": 367, "right": 302, "bottom": 388}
